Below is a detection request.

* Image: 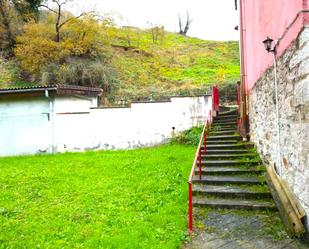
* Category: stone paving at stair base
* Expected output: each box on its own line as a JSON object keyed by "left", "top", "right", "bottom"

{"left": 186, "top": 209, "right": 309, "bottom": 249}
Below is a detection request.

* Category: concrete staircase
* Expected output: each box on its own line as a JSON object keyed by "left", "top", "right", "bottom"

{"left": 192, "top": 108, "right": 277, "bottom": 211}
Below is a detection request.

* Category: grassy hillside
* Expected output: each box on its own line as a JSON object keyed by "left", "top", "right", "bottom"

{"left": 0, "top": 27, "right": 240, "bottom": 103}
{"left": 110, "top": 29, "right": 240, "bottom": 101}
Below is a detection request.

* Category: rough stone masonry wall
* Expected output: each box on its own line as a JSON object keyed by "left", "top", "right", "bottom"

{"left": 249, "top": 27, "right": 309, "bottom": 229}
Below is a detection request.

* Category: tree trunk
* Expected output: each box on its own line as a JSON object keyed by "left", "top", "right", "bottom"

{"left": 55, "top": 4, "right": 61, "bottom": 42}
{"left": 0, "top": 0, "right": 15, "bottom": 54}
{"left": 178, "top": 11, "right": 192, "bottom": 36}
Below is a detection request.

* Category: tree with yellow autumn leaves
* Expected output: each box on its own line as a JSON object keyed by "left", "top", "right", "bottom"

{"left": 15, "top": 13, "right": 110, "bottom": 74}
{"left": 3, "top": 0, "right": 118, "bottom": 94}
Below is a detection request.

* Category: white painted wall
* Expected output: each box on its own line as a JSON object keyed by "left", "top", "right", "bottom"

{"left": 0, "top": 95, "right": 97, "bottom": 157}
{"left": 53, "top": 96, "right": 98, "bottom": 113}
{"left": 0, "top": 97, "right": 51, "bottom": 156}
{"left": 0, "top": 94, "right": 212, "bottom": 156}
{"left": 54, "top": 95, "right": 212, "bottom": 152}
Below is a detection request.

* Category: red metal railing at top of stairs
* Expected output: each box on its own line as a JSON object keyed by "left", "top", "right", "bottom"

{"left": 188, "top": 85, "right": 219, "bottom": 235}
{"left": 212, "top": 85, "right": 220, "bottom": 113}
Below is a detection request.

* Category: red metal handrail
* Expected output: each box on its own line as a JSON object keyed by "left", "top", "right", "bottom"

{"left": 188, "top": 111, "right": 212, "bottom": 235}
{"left": 188, "top": 86, "right": 218, "bottom": 235}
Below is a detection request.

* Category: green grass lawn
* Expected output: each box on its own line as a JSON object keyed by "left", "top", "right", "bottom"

{"left": 0, "top": 144, "right": 195, "bottom": 249}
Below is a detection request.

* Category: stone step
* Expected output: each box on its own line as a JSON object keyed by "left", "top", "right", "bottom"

{"left": 215, "top": 113, "right": 238, "bottom": 117}
{"left": 210, "top": 130, "right": 237, "bottom": 135}
{"left": 214, "top": 114, "right": 238, "bottom": 120}
{"left": 193, "top": 175, "right": 265, "bottom": 185}
{"left": 219, "top": 106, "right": 232, "bottom": 112}
{"left": 212, "top": 125, "right": 238, "bottom": 131}
{"left": 195, "top": 166, "right": 265, "bottom": 175}
{"left": 204, "top": 143, "right": 254, "bottom": 150}
{"left": 202, "top": 153, "right": 257, "bottom": 159}
{"left": 213, "top": 118, "right": 238, "bottom": 124}
{"left": 212, "top": 125, "right": 237, "bottom": 129}
{"left": 219, "top": 109, "right": 238, "bottom": 116}
{"left": 193, "top": 197, "right": 277, "bottom": 211}
{"left": 212, "top": 121, "right": 237, "bottom": 126}
{"left": 214, "top": 118, "right": 238, "bottom": 124}
{"left": 193, "top": 185, "right": 272, "bottom": 199}
{"left": 201, "top": 160, "right": 261, "bottom": 166}
{"left": 213, "top": 121, "right": 238, "bottom": 126}
{"left": 205, "top": 149, "right": 249, "bottom": 154}
{"left": 206, "top": 140, "right": 240, "bottom": 145}
{"left": 207, "top": 135, "right": 242, "bottom": 141}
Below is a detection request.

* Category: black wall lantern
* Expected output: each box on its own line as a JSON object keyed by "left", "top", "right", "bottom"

{"left": 263, "top": 36, "right": 276, "bottom": 54}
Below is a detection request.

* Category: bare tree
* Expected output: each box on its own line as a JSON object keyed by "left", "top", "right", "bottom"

{"left": 178, "top": 11, "right": 193, "bottom": 36}
{"left": 149, "top": 22, "right": 159, "bottom": 44}
{"left": 40, "top": 0, "right": 86, "bottom": 42}
{"left": 148, "top": 22, "right": 165, "bottom": 44}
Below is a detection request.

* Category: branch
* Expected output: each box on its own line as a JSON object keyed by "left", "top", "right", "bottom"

{"left": 52, "top": 0, "right": 67, "bottom": 7}
{"left": 183, "top": 11, "right": 193, "bottom": 34}
{"left": 58, "top": 12, "right": 86, "bottom": 29}
{"left": 186, "top": 11, "right": 193, "bottom": 25}
{"left": 178, "top": 13, "right": 183, "bottom": 32}
{"left": 59, "top": 2, "right": 67, "bottom": 7}
{"left": 39, "top": 4, "right": 57, "bottom": 14}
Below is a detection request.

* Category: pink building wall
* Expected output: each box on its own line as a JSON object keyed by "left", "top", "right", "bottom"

{"left": 241, "top": 0, "right": 309, "bottom": 91}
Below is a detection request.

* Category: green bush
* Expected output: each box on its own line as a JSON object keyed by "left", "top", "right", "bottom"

{"left": 172, "top": 126, "right": 203, "bottom": 146}
{"left": 40, "top": 58, "right": 120, "bottom": 93}
{"left": 0, "top": 56, "right": 23, "bottom": 87}
{"left": 219, "top": 83, "right": 238, "bottom": 103}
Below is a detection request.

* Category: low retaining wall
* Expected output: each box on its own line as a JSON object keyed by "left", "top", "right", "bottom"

{"left": 0, "top": 94, "right": 212, "bottom": 156}
{"left": 0, "top": 95, "right": 212, "bottom": 156}
{"left": 54, "top": 95, "right": 212, "bottom": 152}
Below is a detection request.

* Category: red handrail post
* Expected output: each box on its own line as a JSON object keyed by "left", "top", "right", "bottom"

{"left": 198, "top": 150, "right": 202, "bottom": 180}
{"left": 209, "top": 110, "right": 212, "bottom": 129}
{"left": 188, "top": 182, "right": 193, "bottom": 235}
{"left": 203, "top": 127, "right": 207, "bottom": 154}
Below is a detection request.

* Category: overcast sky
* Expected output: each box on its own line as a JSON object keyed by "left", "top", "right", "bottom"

{"left": 65, "top": 0, "right": 239, "bottom": 41}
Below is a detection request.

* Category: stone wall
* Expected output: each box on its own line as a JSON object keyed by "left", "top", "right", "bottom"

{"left": 249, "top": 27, "right": 309, "bottom": 229}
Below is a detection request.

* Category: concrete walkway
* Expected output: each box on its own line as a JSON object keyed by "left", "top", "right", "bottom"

{"left": 185, "top": 208, "right": 309, "bottom": 249}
